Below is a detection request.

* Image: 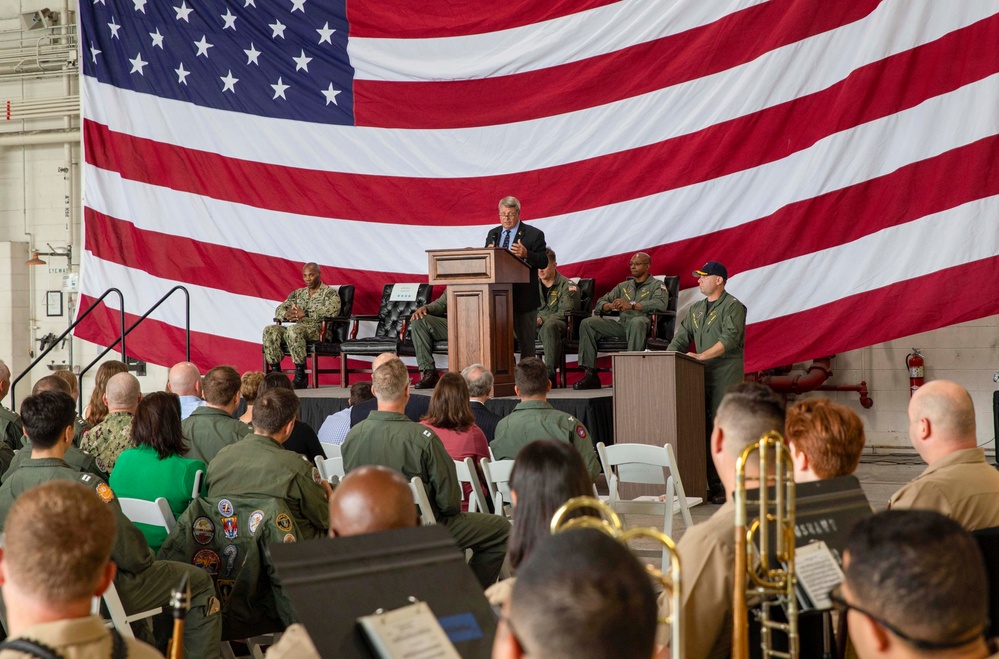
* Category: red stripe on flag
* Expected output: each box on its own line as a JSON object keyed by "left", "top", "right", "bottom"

{"left": 353, "top": 0, "right": 881, "bottom": 128}
{"left": 745, "top": 256, "right": 999, "bottom": 372}
{"left": 84, "top": 15, "right": 999, "bottom": 227}
{"left": 347, "top": 0, "right": 618, "bottom": 39}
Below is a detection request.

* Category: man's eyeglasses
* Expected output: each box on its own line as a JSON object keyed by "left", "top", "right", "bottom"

{"left": 827, "top": 584, "right": 983, "bottom": 651}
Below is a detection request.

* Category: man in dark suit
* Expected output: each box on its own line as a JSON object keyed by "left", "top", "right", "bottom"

{"left": 484, "top": 196, "right": 548, "bottom": 360}
{"left": 461, "top": 364, "right": 501, "bottom": 443}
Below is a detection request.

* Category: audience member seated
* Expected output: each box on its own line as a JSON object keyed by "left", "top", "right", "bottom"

{"left": 6, "top": 378, "right": 107, "bottom": 482}
{"left": 182, "top": 365, "right": 251, "bottom": 464}
{"left": 318, "top": 382, "right": 373, "bottom": 446}
{"left": 420, "top": 373, "right": 490, "bottom": 511}
{"left": 492, "top": 358, "right": 600, "bottom": 480}
{"left": 485, "top": 439, "right": 594, "bottom": 606}
{"left": 52, "top": 368, "right": 89, "bottom": 444}
{"left": 785, "top": 397, "right": 866, "bottom": 481}
{"left": 110, "top": 391, "right": 207, "bottom": 553}
{"left": 350, "top": 353, "right": 430, "bottom": 426}
{"left": 166, "top": 361, "right": 205, "bottom": 420}
{"left": 888, "top": 380, "right": 999, "bottom": 530}
{"left": 80, "top": 372, "right": 141, "bottom": 474}
{"left": 0, "top": 359, "right": 24, "bottom": 454}
{"left": 658, "top": 382, "right": 785, "bottom": 659}
{"left": 238, "top": 370, "right": 265, "bottom": 427}
{"left": 84, "top": 360, "right": 129, "bottom": 427}
{"left": 256, "top": 372, "right": 324, "bottom": 462}
{"left": 836, "top": 509, "right": 997, "bottom": 658}
{"left": 493, "top": 528, "right": 658, "bottom": 659}
{"left": 264, "top": 465, "right": 419, "bottom": 658}
{"left": 208, "top": 388, "right": 330, "bottom": 540}
{"left": 573, "top": 251, "right": 669, "bottom": 390}
{"left": 410, "top": 292, "right": 448, "bottom": 390}
{"left": 0, "top": 391, "right": 222, "bottom": 657}
{"left": 0, "top": 481, "right": 162, "bottom": 658}
{"left": 343, "top": 357, "right": 510, "bottom": 587}
{"left": 463, "top": 364, "right": 501, "bottom": 443}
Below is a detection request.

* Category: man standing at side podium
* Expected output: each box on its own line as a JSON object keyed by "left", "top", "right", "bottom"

{"left": 667, "top": 261, "right": 746, "bottom": 502}
{"left": 484, "top": 196, "right": 548, "bottom": 361}
{"left": 262, "top": 262, "right": 341, "bottom": 389}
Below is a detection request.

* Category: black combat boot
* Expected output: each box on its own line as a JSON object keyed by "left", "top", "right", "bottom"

{"left": 267, "top": 362, "right": 282, "bottom": 373}
{"left": 572, "top": 368, "right": 602, "bottom": 390}
{"left": 414, "top": 370, "right": 440, "bottom": 390}
{"left": 292, "top": 363, "right": 308, "bottom": 389}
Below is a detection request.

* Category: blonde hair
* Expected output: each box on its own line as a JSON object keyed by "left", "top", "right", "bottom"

{"left": 372, "top": 359, "right": 409, "bottom": 403}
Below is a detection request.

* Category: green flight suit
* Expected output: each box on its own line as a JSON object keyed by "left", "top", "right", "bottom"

{"left": 343, "top": 411, "right": 510, "bottom": 587}
{"left": 80, "top": 411, "right": 134, "bottom": 473}
{"left": 0, "top": 406, "right": 23, "bottom": 453}
{"left": 491, "top": 400, "right": 601, "bottom": 481}
{"left": 72, "top": 415, "right": 90, "bottom": 447}
{"left": 182, "top": 406, "right": 253, "bottom": 464}
{"left": 410, "top": 293, "right": 448, "bottom": 372}
{"left": 4, "top": 439, "right": 108, "bottom": 483}
{"left": 0, "top": 458, "right": 222, "bottom": 658}
{"left": 207, "top": 434, "right": 329, "bottom": 540}
{"left": 262, "top": 284, "right": 341, "bottom": 365}
{"left": 537, "top": 272, "right": 580, "bottom": 378}
{"left": 667, "top": 289, "right": 746, "bottom": 420}
{"left": 578, "top": 277, "right": 670, "bottom": 369}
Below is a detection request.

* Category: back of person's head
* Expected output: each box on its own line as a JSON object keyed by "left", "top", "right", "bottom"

{"left": 252, "top": 388, "right": 300, "bottom": 434}
{"left": 514, "top": 358, "right": 549, "bottom": 399}
{"left": 51, "top": 370, "right": 79, "bottom": 399}
{"left": 168, "top": 361, "right": 202, "bottom": 395}
{"left": 0, "top": 359, "right": 10, "bottom": 384}
{"left": 328, "top": 466, "right": 417, "bottom": 537}
{"left": 202, "top": 365, "right": 241, "bottom": 406}
{"left": 131, "top": 391, "right": 188, "bottom": 459}
{"left": 910, "top": 380, "right": 976, "bottom": 446}
{"left": 31, "top": 375, "right": 72, "bottom": 396}
{"left": 348, "top": 382, "right": 374, "bottom": 407}
{"left": 423, "top": 373, "right": 474, "bottom": 431}
{"left": 105, "top": 372, "right": 140, "bottom": 410}
{"left": 508, "top": 439, "right": 594, "bottom": 570}
{"left": 258, "top": 371, "right": 294, "bottom": 397}
{"left": 785, "top": 398, "right": 865, "bottom": 479}
{"left": 371, "top": 358, "right": 409, "bottom": 403}
{"left": 462, "top": 364, "right": 494, "bottom": 398}
{"left": 716, "top": 382, "right": 785, "bottom": 456}
{"left": 86, "top": 360, "right": 129, "bottom": 426}
{"left": 844, "top": 510, "right": 987, "bottom": 653}
{"left": 2, "top": 481, "right": 115, "bottom": 604}
{"left": 240, "top": 371, "right": 266, "bottom": 405}
{"left": 20, "top": 391, "right": 75, "bottom": 448}
{"left": 504, "top": 529, "right": 657, "bottom": 659}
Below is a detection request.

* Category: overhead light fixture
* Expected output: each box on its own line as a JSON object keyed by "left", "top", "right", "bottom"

{"left": 26, "top": 251, "right": 47, "bottom": 265}
{"left": 26, "top": 243, "right": 72, "bottom": 266}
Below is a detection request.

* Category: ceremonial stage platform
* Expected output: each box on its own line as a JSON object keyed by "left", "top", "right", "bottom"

{"left": 295, "top": 386, "right": 615, "bottom": 446}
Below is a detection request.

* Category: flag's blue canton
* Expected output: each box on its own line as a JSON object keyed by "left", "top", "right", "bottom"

{"left": 79, "top": 0, "right": 354, "bottom": 125}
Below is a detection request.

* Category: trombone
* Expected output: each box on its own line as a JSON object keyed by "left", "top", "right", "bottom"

{"left": 732, "top": 431, "right": 798, "bottom": 659}
{"left": 551, "top": 496, "right": 683, "bottom": 659}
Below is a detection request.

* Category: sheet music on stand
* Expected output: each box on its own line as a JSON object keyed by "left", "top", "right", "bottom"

{"left": 793, "top": 541, "right": 844, "bottom": 612}
{"left": 358, "top": 600, "right": 461, "bottom": 659}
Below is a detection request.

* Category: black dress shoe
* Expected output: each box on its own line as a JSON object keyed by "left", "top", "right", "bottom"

{"left": 572, "top": 370, "right": 602, "bottom": 390}
{"left": 707, "top": 483, "right": 727, "bottom": 505}
{"left": 413, "top": 370, "right": 440, "bottom": 390}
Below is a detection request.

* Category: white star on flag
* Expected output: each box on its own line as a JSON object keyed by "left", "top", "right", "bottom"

{"left": 244, "top": 43, "right": 261, "bottom": 65}
{"left": 129, "top": 52, "right": 148, "bottom": 74}
{"left": 133, "top": 0, "right": 146, "bottom": 13}
{"left": 90, "top": 42, "right": 101, "bottom": 63}
{"left": 194, "top": 35, "right": 214, "bottom": 57}
{"left": 316, "top": 22, "right": 335, "bottom": 45}
{"left": 290, "top": 0, "right": 306, "bottom": 13}
{"left": 149, "top": 28, "right": 164, "bottom": 48}
{"left": 271, "top": 77, "right": 289, "bottom": 100}
{"left": 244, "top": 0, "right": 255, "bottom": 6}
{"left": 321, "top": 83, "right": 341, "bottom": 106}
{"left": 174, "top": 1, "right": 193, "bottom": 22}
{"left": 220, "top": 70, "right": 239, "bottom": 93}
{"left": 107, "top": 17, "right": 121, "bottom": 39}
{"left": 175, "top": 62, "right": 190, "bottom": 84}
{"left": 293, "top": 50, "right": 312, "bottom": 72}
{"left": 269, "top": 20, "right": 286, "bottom": 39}
{"left": 222, "top": 9, "right": 237, "bottom": 30}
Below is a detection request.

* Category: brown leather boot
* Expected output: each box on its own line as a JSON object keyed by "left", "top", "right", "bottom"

{"left": 572, "top": 368, "right": 602, "bottom": 390}
{"left": 413, "top": 370, "right": 440, "bottom": 390}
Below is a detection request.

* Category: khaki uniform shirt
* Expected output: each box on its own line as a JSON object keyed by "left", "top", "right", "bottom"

{"left": 595, "top": 277, "right": 669, "bottom": 321}
{"left": 274, "top": 283, "right": 341, "bottom": 335}
{"left": 537, "top": 272, "right": 580, "bottom": 323}
{"left": 80, "top": 411, "right": 134, "bottom": 473}
{"left": 207, "top": 434, "right": 329, "bottom": 539}
{"left": 0, "top": 615, "right": 162, "bottom": 658}
{"left": 182, "top": 406, "right": 252, "bottom": 464}
{"left": 659, "top": 501, "right": 737, "bottom": 659}
{"left": 491, "top": 400, "right": 600, "bottom": 480}
{"left": 889, "top": 448, "right": 999, "bottom": 531}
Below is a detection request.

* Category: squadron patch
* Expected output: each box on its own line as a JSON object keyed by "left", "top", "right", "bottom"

{"left": 95, "top": 483, "right": 115, "bottom": 503}
{"left": 94, "top": 457, "right": 107, "bottom": 473}
{"left": 222, "top": 544, "right": 238, "bottom": 576}
{"left": 275, "top": 513, "right": 293, "bottom": 533}
{"left": 248, "top": 510, "right": 265, "bottom": 536}
{"left": 312, "top": 466, "right": 323, "bottom": 485}
{"left": 576, "top": 425, "right": 587, "bottom": 439}
{"left": 192, "top": 516, "right": 215, "bottom": 545}
{"left": 283, "top": 533, "right": 296, "bottom": 543}
{"left": 193, "top": 549, "right": 221, "bottom": 575}
{"left": 222, "top": 516, "right": 238, "bottom": 540}
{"left": 217, "top": 580, "right": 235, "bottom": 607}
{"left": 217, "top": 499, "right": 234, "bottom": 517}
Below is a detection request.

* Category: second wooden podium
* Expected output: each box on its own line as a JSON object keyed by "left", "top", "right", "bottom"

{"left": 427, "top": 248, "right": 530, "bottom": 397}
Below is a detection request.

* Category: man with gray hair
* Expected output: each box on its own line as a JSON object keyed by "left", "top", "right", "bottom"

{"left": 167, "top": 361, "right": 205, "bottom": 419}
{"left": 80, "top": 372, "right": 141, "bottom": 473}
{"left": 463, "top": 363, "right": 501, "bottom": 443}
{"left": 343, "top": 357, "right": 510, "bottom": 586}
{"left": 0, "top": 360, "right": 23, "bottom": 454}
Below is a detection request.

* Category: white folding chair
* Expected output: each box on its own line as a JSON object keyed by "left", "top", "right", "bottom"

{"left": 100, "top": 580, "right": 162, "bottom": 638}
{"left": 118, "top": 497, "right": 176, "bottom": 534}
{"left": 409, "top": 477, "right": 437, "bottom": 525}
{"left": 480, "top": 458, "right": 515, "bottom": 518}
{"left": 596, "top": 442, "right": 702, "bottom": 564}
{"left": 322, "top": 442, "right": 342, "bottom": 459}
{"left": 191, "top": 469, "right": 204, "bottom": 499}
{"left": 314, "top": 455, "right": 345, "bottom": 485}
{"left": 453, "top": 458, "right": 489, "bottom": 513}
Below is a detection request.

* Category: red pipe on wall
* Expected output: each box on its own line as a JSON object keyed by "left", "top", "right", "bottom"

{"left": 753, "top": 356, "right": 873, "bottom": 408}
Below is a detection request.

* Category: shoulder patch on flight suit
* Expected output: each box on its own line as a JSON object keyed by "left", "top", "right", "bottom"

{"left": 311, "top": 466, "right": 323, "bottom": 485}
{"left": 96, "top": 483, "right": 115, "bottom": 503}
{"left": 576, "top": 425, "right": 587, "bottom": 439}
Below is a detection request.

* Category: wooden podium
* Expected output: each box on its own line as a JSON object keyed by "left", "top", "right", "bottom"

{"left": 427, "top": 248, "right": 530, "bottom": 397}
{"left": 611, "top": 351, "right": 707, "bottom": 498}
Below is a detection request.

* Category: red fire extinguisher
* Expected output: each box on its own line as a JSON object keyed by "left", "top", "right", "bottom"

{"left": 905, "top": 348, "right": 924, "bottom": 397}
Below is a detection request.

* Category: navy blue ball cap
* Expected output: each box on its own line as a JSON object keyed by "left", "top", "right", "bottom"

{"left": 692, "top": 261, "right": 728, "bottom": 281}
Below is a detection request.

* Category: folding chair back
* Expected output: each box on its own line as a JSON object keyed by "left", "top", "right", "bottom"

{"left": 191, "top": 469, "right": 204, "bottom": 499}
{"left": 314, "top": 455, "right": 345, "bottom": 485}
{"left": 119, "top": 497, "right": 176, "bottom": 534}
{"left": 480, "top": 458, "right": 515, "bottom": 518}
{"left": 322, "top": 443, "right": 342, "bottom": 459}
{"left": 101, "top": 580, "right": 162, "bottom": 638}
{"left": 453, "top": 458, "right": 489, "bottom": 513}
{"left": 409, "top": 477, "right": 437, "bottom": 525}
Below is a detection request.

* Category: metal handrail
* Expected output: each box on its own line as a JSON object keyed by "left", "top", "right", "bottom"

{"left": 9, "top": 288, "right": 125, "bottom": 409}
{"left": 77, "top": 286, "right": 191, "bottom": 413}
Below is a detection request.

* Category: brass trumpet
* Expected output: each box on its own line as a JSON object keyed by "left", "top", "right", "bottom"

{"left": 732, "top": 431, "right": 798, "bottom": 659}
{"left": 551, "top": 496, "right": 683, "bottom": 659}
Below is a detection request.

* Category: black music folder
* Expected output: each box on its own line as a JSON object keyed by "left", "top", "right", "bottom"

{"left": 269, "top": 525, "right": 497, "bottom": 658}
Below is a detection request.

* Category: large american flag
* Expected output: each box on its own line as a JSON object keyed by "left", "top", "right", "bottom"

{"left": 77, "top": 0, "right": 999, "bottom": 375}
